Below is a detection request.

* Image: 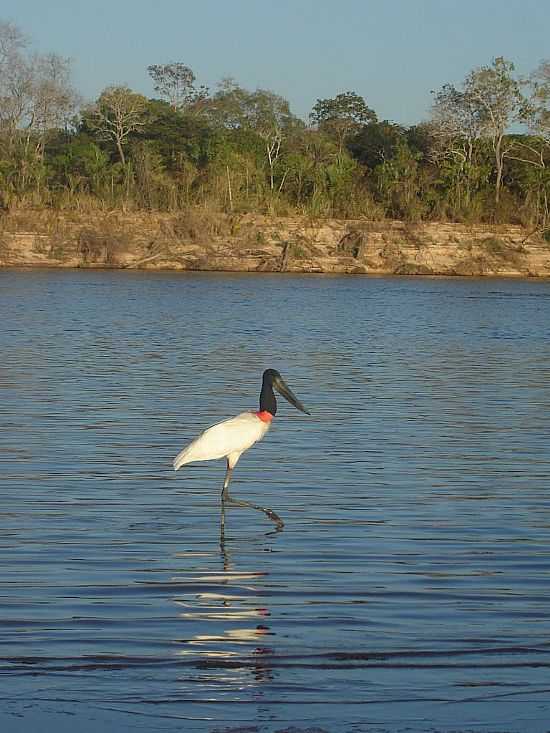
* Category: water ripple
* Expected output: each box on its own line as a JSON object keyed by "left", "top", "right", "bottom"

{"left": 1, "top": 270, "right": 550, "bottom": 732}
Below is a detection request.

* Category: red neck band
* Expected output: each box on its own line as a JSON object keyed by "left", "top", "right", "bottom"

{"left": 255, "top": 410, "right": 274, "bottom": 423}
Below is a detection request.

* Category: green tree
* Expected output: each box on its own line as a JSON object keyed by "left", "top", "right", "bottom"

{"left": 139, "top": 98, "right": 213, "bottom": 170}
{"left": 347, "top": 120, "right": 406, "bottom": 168}
{"left": 204, "top": 81, "right": 303, "bottom": 192}
{"left": 46, "top": 134, "right": 109, "bottom": 196}
{"left": 310, "top": 91, "right": 377, "bottom": 151}
{"left": 373, "top": 142, "right": 427, "bottom": 220}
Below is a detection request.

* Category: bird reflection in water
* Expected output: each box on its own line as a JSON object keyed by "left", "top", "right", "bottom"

{"left": 219, "top": 495, "right": 281, "bottom": 681}
{"left": 172, "top": 533, "right": 279, "bottom": 688}
{"left": 218, "top": 535, "right": 275, "bottom": 684}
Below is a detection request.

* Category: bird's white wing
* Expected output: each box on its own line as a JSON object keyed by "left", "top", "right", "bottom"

{"left": 173, "top": 412, "right": 270, "bottom": 470}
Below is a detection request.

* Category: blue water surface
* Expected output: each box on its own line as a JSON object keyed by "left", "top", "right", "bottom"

{"left": 1, "top": 269, "right": 550, "bottom": 732}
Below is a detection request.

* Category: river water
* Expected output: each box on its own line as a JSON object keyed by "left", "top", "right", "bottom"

{"left": 1, "top": 269, "right": 550, "bottom": 733}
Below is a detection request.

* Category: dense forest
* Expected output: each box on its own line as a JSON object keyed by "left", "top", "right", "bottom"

{"left": 1, "top": 20, "right": 549, "bottom": 235}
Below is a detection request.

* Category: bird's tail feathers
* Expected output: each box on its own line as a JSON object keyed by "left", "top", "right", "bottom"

{"left": 173, "top": 447, "right": 192, "bottom": 471}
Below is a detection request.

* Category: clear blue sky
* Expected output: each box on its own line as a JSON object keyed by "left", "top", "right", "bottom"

{"left": 4, "top": 0, "right": 549, "bottom": 124}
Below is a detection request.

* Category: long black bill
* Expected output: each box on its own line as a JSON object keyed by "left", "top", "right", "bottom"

{"left": 273, "top": 376, "right": 311, "bottom": 415}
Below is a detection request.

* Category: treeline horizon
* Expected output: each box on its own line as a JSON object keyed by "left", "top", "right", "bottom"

{"left": 0, "top": 19, "right": 549, "bottom": 234}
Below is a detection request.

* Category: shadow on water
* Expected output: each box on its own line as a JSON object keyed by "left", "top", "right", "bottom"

{"left": 2, "top": 269, "right": 550, "bottom": 732}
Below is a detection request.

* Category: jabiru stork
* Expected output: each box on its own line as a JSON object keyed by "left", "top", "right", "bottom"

{"left": 173, "top": 369, "right": 310, "bottom": 529}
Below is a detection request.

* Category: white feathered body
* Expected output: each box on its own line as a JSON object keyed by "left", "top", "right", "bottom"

{"left": 173, "top": 411, "right": 271, "bottom": 471}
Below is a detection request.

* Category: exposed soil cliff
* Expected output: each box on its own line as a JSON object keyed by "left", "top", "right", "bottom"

{"left": 1, "top": 209, "right": 549, "bottom": 278}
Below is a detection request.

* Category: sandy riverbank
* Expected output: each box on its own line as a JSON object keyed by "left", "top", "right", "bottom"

{"left": 1, "top": 209, "right": 549, "bottom": 277}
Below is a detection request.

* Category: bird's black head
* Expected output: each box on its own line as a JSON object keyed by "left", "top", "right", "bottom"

{"left": 260, "top": 369, "right": 310, "bottom": 416}
{"left": 262, "top": 369, "right": 281, "bottom": 385}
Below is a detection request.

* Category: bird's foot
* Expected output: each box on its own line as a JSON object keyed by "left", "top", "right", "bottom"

{"left": 224, "top": 494, "right": 284, "bottom": 530}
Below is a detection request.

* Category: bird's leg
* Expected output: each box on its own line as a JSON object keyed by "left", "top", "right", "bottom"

{"left": 222, "top": 460, "right": 233, "bottom": 503}
{"left": 220, "top": 460, "right": 232, "bottom": 545}
{"left": 223, "top": 490, "right": 284, "bottom": 530}
{"left": 221, "top": 459, "right": 283, "bottom": 531}
{"left": 228, "top": 495, "right": 284, "bottom": 530}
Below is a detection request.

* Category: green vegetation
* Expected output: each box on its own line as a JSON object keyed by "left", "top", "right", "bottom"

{"left": 1, "top": 20, "right": 550, "bottom": 234}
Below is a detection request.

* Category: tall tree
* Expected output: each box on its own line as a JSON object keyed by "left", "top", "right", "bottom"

{"left": 519, "top": 60, "right": 550, "bottom": 228}
{"left": 249, "top": 88, "right": 295, "bottom": 191}
{"left": 0, "top": 20, "right": 27, "bottom": 69}
{"left": 430, "top": 83, "right": 484, "bottom": 166}
{"left": 147, "top": 63, "right": 208, "bottom": 111}
{"left": 0, "top": 25, "right": 77, "bottom": 139}
{"left": 431, "top": 58, "right": 525, "bottom": 206}
{"left": 310, "top": 91, "right": 377, "bottom": 151}
{"left": 528, "top": 60, "right": 550, "bottom": 148}
{"left": 429, "top": 83, "right": 486, "bottom": 211}
{"left": 464, "top": 57, "right": 524, "bottom": 204}
{"left": 87, "top": 85, "right": 147, "bottom": 165}
{"left": 0, "top": 23, "right": 29, "bottom": 144}
{"left": 30, "top": 54, "right": 79, "bottom": 146}
{"left": 0, "top": 21, "right": 78, "bottom": 194}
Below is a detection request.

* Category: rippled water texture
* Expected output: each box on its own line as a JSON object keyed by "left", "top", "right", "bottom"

{"left": 2, "top": 269, "right": 550, "bottom": 732}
